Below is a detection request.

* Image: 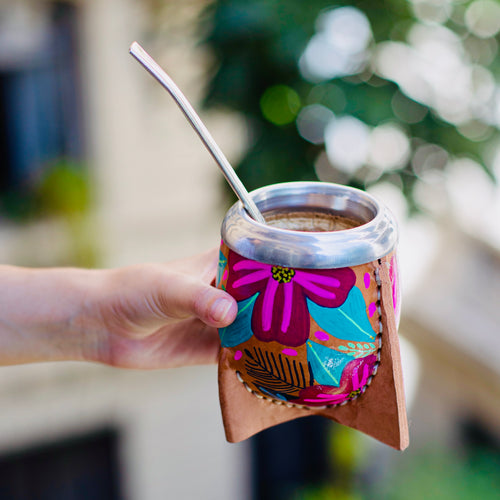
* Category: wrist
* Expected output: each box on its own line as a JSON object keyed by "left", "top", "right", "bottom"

{"left": 0, "top": 266, "right": 107, "bottom": 365}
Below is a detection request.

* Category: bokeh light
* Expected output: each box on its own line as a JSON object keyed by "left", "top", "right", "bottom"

{"left": 411, "top": 143, "right": 449, "bottom": 179}
{"left": 307, "top": 82, "right": 347, "bottom": 113}
{"left": 368, "top": 123, "right": 411, "bottom": 171}
{"left": 463, "top": 35, "right": 498, "bottom": 66}
{"left": 465, "top": 0, "right": 500, "bottom": 38}
{"left": 445, "top": 156, "right": 500, "bottom": 244}
{"left": 324, "top": 115, "right": 370, "bottom": 174}
{"left": 299, "top": 7, "right": 372, "bottom": 82}
{"left": 391, "top": 91, "right": 428, "bottom": 124}
{"left": 260, "top": 85, "right": 301, "bottom": 126}
{"left": 410, "top": 0, "right": 453, "bottom": 24}
{"left": 374, "top": 22, "right": 498, "bottom": 127}
{"left": 367, "top": 181, "right": 409, "bottom": 225}
{"left": 296, "top": 104, "right": 334, "bottom": 144}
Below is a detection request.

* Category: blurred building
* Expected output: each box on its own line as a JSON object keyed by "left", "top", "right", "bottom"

{"left": 0, "top": 1, "right": 249, "bottom": 499}
{"left": 403, "top": 222, "right": 500, "bottom": 448}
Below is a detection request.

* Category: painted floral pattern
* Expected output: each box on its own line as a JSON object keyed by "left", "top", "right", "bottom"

{"left": 225, "top": 250, "right": 356, "bottom": 347}
{"left": 291, "top": 354, "right": 377, "bottom": 406}
{"left": 218, "top": 246, "right": 397, "bottom": 408}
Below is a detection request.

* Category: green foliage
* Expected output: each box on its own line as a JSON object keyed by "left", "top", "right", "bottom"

{"left": 260, "top": 84, "right": 301, "bottom": 125}
{"left": 200, "top": 0, "right": 499, "bottom": 209}
{"left": 0, "top": 160, "right": 91, "bottom": 221}
{"left": 291, "top": 485, "right": 364, "bottom": 500}
{"left": 370, "top": 448, "right": 500, "bottom": 500}
{"left": 0, "top": 159, "right": 98, "bottom": 267}
{"left": 35, "top": 160, "right": 91, "bottom": 216}
{"left": 291, "top": 443, "right": 500, "bottom": 500}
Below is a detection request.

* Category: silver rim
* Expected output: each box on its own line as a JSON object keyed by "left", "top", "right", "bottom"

{"left": 221, "top": 181, "right": 398, "bottom": 268}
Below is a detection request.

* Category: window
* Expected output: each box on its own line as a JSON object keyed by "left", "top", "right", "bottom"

{"left": 0, "top": 429, "right": 123, "bottom": 500}
{"left": 0, "top": 2, "right": 84, "bottom": 207}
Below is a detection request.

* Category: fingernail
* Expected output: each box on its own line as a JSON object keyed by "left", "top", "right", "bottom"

{"left": 210, "top": 297, "right": 234, "bottom": 323}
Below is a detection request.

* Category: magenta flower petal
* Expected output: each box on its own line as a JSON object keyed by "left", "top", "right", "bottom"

{"left": 298, "top": 268, "right": 356, "bottom": 308}
{"left": 303, "top": 393, "right": 349, "bottom": 405}
{"left": 234, "top": 260, "right": 270, "bottom": 271}
{"left": 225, "top": 250, "right": 356, "bottom": 347}
{"left": 262, "top": 277, "right": 279, "bottom": 331}
{"left": 293, "top": 272, "right": 338, "bottom": 300}
{"left": 233, "top": 269, "right": 270, "bottom": 288}
{"left": 281, "top": 282, "right": 294, "bottom": 332}
{"left": 291, "top": 354, "right": 378, "bottom": 406}
{"left": 251, "top": 280, "right": 310, "bottom": 345}
{"left": 295, "top": 272, "right": 341, "bottom": 288}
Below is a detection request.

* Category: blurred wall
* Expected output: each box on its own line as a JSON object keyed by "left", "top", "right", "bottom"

{"left": 0, "top": 1, "right": 250, "bottom": 499}
{"left": 81, "top": 0, "right": 245, "bottom": 267}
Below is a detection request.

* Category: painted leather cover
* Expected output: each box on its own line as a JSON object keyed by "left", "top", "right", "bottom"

{"left": 217, "top": 243, "right": 408, "bottom": 450}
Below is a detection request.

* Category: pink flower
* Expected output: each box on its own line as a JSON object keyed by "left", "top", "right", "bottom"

{"left": 292, "top": 354, "right": 377, "bottom": 407}
{"left": 226, "top": 250, "right": 356, "bottom": 347}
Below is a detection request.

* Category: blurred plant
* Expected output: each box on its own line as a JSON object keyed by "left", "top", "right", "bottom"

{"left": 288, "top": 424, "right": 369, "bottom": 500}
{"left": 36, "top": 160, "right": 98, "bottom": 267}
{"left": 0, "top": 160, "right": 90, "bottom": 220}
{"left": 199, "top": 0, "right": 499, "bottom": 213}
{"left": 292, "top": 485, "right": 363, "bottom": 500}
{"left": 35, "top": 160, "right": 90, "bottom": 217}
{"left": 0, "top": 160, "right": 98, "bottom": 267}
{"left": 292, "top": 430, "right": 500, "bottom": 500}
{"left": 369, "top": 447, "right": 500, "bottom": 500}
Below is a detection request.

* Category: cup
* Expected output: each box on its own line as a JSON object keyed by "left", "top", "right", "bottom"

{"left": 217, "top": 181, "right": 407, "bottom": 449}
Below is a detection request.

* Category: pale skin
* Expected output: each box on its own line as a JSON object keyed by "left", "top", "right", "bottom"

{"left": 0, "top": 249, "right": 237, "bottom": 369}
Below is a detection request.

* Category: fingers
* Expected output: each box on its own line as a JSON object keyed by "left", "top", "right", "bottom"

{"left": 145, "top": 249, "right": 237, "bottom": 327}
{"left": 89, "top": 250, "right": 238, "bottom": 369}
{"left": 104, "top": 319, "right": 221, "bottom": 369}
{"left": 100, "top": 251, "right": 237, "bottom": 348}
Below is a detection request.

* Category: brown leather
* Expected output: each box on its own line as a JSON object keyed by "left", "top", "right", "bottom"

{"left": 218, "top": 255, "right": 409, "bottom": 450}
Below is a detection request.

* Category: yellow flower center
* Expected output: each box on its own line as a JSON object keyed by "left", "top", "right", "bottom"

{"left": 271, "top": 266, "right": 295, "bottom": 284}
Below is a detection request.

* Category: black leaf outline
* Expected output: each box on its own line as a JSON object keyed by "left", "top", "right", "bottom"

{"left": 244, "top": 347, "right": 312, "bottom": 398}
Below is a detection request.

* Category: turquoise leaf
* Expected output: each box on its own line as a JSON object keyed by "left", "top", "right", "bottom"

{"left": 216, "top": 250, "right": 227, "bottom": 288}
{"left": 307, "top": 286, "right": 377, "bottom": 342}
{"left": 218, "top": 293, "right": 257, "bottom": 347}
{"left": 258, "top": 386, "right": 289, "bottom": 401}
{"left": 307, "top": 340, "right": 355, "bottom": 387}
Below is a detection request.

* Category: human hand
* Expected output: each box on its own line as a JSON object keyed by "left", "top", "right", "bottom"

{"left": 0, "top": 249, "right": 237, "bottom": 369}
{"left": 88, "top": 249, "right": 237, "bottom": 369}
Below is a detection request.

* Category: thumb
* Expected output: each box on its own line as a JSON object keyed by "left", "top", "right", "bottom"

{"left": 192, "top": 285, "right": 238, "bottom": 327}
{"left": 150, "top": 272, "right": 238, "bottom": 328}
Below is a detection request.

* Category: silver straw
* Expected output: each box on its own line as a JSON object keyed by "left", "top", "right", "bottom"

{"left": 129, "top": 41, "right": 265, "bottom": 224}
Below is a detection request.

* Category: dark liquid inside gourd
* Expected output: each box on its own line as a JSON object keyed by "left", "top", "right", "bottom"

{"left": 264, "top": 208, "right": 363, "bottom": 232}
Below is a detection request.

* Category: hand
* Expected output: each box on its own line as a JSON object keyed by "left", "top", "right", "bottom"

{"left": 0, "top": 249, "right": 237, "bottom": 369}
{"left": 89, "top": 249, "right": 237, "bottom": 369}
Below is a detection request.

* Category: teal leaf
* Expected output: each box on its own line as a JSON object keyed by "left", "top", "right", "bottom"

{"left": 218, "top": 293, "right": 257, "bottom": 347}
{"left": 258, "top": 386, "right": 289, "bottom": 401}
{"left": 216, "top": 250, "right": 227, "bottom": 288}
{"left": 336, "top": 342, "right": 377, "bottom": 358}
{"left": 307, "top": 287, "right": 377, "bottom": 342}
{"left": 307, "top": 340, "right": 355, "bottom": 387}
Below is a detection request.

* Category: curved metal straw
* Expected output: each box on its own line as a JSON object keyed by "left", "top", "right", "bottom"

{"left": 129, "top": 41, "right": 265, "bottom": 224}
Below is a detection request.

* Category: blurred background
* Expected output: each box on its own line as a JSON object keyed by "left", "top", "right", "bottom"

{"left": 0, "top": 0, "right": 499, "bottom": 499}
